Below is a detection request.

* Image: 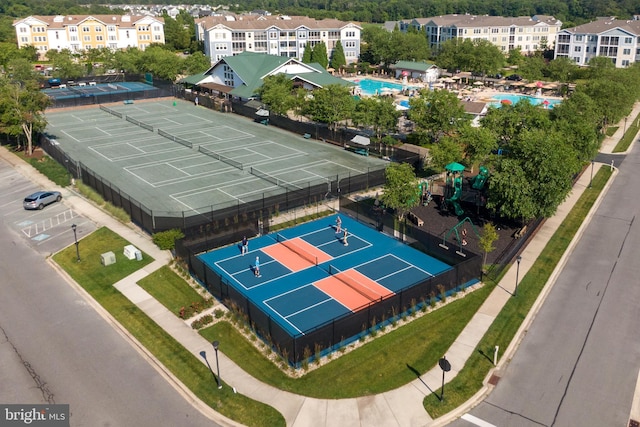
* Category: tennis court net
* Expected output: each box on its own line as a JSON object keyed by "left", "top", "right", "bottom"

{"left": 125, "top": 115, "right": 154, "bottom": 132}
{"left": 250, "top": 167, "right": 303, "bottom": 192}
{"left": 327, "top": 265, "right": 379, "bottom": 302}
{"left": 276, "top": 233, "right": 318, "bottom": 266}
{"left": 157, "top": 128, "right": 192, "bottom": 148}
{"left": 99, "top": 105, "right": 123, "bottom": 118}
{"left": 198, "top": 146, "right": 243, "bottom": 171}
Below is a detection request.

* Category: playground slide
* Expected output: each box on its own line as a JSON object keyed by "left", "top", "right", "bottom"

{"left": 447, "top": 187, "right": 465, "bottom": 216}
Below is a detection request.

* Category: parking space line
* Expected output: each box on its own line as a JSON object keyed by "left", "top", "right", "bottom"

{"left": 21, "top": 209, "right": 76, "bottom": 238}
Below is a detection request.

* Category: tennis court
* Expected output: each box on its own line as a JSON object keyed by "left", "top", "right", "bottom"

{"left": 44, "top": 100, "right": 387, "bottom": 214}
{"left": 43, "top": 81, "right": 157, "bottom": 101}
{"left": 199, "top": 214, "right": 452, "bottom": 335}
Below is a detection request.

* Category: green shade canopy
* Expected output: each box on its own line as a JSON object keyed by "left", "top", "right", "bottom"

{"left": 445, "top": 162, "right": 465, "bottom": 172}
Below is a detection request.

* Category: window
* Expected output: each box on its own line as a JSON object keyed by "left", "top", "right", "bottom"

{"left": 126, "top": 30, "right": 129, "bottom": 38}
{"left": 55, "top": 32, "right": 59, "bottom": 39}
{"left": 557, "top": 34, "right": 570, "bottom": 43}
{"left": 96, "top": 35, "right": 103, "bottom": 41}
{"left": 575, "top": 35, "right": 583, "bottom": 42}
{"left": 622, "top": 59, "right": 630, "bottom": 66}
{"left": 623, "top": 48, "right": 631, "bottom": 55}
{"left": 82, "top": 26, "right": 90, "bottom": 32}
{"left": 19, "top": 27, "right": 27, "bottom": 33}
{"left": 573, "top": 57, "right": 581, "bottom": 63}
{"left": 95, "top": 26, "right": 102, "bottom": 32}
{"left": 107, "top": 26, "right": 116, "bottom": 32}
{"left": 153, "top": 25, "right": 160, "bottom": 32}
{"left": 345, "top": 31, "right": 356, "bottom": 38}
{"left": 70, "top": 35, "right": 78, "bottom": 41}
{"left": 215, "top": 44, "right": 226, "bottom": 51}
{"left": 69, "top": 27, "right": 77, "bottom": 32}
{"left": 154, "top": 34, "right": 161, "bottom": 41}
{"left": 269, "top": 31, "right": 277, "bottom": 38}
{"left": 20, "top": 36, "right": 28, "bottom": 43}
{"left": 574, "top": 46, "right": 581, "bottom": 52}
{"left": 108, "top": 35, "right": 116, "bottom": 41}
{"left": 345, "top": 41, "right": 356, "bottom": 48}
{"left": 625, "top": 37, "right": 632, "bottom": 44}
{"left": 298, "top": 32, "right": 306, "bottom": 38}
{"left": 83, "top": 35, "right": 91, "bottom": 41}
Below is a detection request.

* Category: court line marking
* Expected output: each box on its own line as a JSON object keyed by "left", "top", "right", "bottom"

{"left": 460, "top": 414, "right": 496, "bottom": 427}
{"left": 60, "top": 130, "right": 80, "bottom": 142}
{"left": 387, "top": 253, "right": 438, "bottom": 277}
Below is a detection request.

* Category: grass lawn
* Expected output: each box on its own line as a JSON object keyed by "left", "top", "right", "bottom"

{"left": 53, "top": 227, "right": 284, "bottom": 427}
{"left": 201, "top": 282, "right": 494, "bottom": 398}
{"left": 613, "top": 113, "right": 640, "bottom": 152}
{"left": 423, "top": 166, "right": 612, "bottom": 417}
{"left": 138, "top": 265, "right": 208, "bottom": 315}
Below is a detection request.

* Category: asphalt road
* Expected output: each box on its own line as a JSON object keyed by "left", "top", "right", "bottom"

{"left": 451, "top": 148, "right": 640, "bottom": 426}
{"left": 0, "top": 159, "right": 217, "bottom": 426}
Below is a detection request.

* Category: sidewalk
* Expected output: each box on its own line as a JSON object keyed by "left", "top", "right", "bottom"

{"left": 1, "top": 102, "right": 634, "bottom": 426}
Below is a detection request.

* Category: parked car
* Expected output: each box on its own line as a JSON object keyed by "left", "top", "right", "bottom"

{"left": 23, "top": 191, "right": 62, "bottom": 210}
{"left": 506, "top": 74, "right": 523, "bottom": 81}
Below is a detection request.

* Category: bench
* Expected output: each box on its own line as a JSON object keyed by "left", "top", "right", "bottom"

{"left": 124, "top": 100, "right": 134, "bottom": 105}
{"left": 260, "top": 119, "right": 269, "bottom": 126}
{"left": 354, "top": 148, "right": 369, "bottom": 156}
{"left": 303, "top": 133, "right": 311, "bottom": 139}
{"left": 407, "top": 212, "right": 424, "bottom": 227}
{"left": 513, "top": 225, "right": 527, "bottom": 239}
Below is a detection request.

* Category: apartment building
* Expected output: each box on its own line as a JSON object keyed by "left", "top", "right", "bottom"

{"left": 554, "top": 17, "right": 640, "bottom": 67}
{"left": 195, "top": 14, "right": 361, "bottom": 64}
{"left": 13, "top": 14, "right": 165, "bottom": 59}
{"left": 389, "top": 14, "right": 562, "bottom": 54}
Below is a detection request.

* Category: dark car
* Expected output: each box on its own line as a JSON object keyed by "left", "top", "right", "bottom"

{"left": 506, "top": 74, "right": 522, "bottom": 81}
{"left": 23, "top": 191, "right": 62, "bottom": 210}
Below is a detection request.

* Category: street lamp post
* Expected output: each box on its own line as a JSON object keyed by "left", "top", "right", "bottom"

{"left": 589, "top": 160, "right": 594, "bottom": 188}
{"left": 438, "top": 356, "right": 451, "bottom": 401}
{"left": 514, "top": 255, "right": 522, "bottom": 296}
{"left": 212, "top": 340, "right": 222, "bottom": 389}
{"left": 624, "top": 117, "right": 628, "bottom": 134}
{"left": 71, "top": 224, "right": 80, "bottom": 262}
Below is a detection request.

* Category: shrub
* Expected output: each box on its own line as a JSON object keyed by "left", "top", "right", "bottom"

{"left": 152, "top": 228, "right": 185, "bottom": 250}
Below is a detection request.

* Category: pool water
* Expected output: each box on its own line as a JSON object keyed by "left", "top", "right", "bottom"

{"left": 356, "top": 78, "right": 415, "bottom": 96}
{"left": 489, "top": 93, "right": 562, "bottom": 109}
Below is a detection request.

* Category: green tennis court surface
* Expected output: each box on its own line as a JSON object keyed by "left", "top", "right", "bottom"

{"left": 45, "top": 100, "right": 386, "bottom": 214}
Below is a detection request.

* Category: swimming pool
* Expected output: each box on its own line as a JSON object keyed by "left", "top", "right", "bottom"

{"left": 489, "top": 93, "right": 562, "bottom": 109}
{"left": 355, "top": 78, "right": 416, "bottom": 96}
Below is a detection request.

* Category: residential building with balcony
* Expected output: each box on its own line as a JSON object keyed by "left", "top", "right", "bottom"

{"left": 554, "top": 17, "right": 640, "bottom": 67}
{"left": 13, "top": 14, "right": 165, "bottom": 59}
{"left": 388, "top": 14, "right": 561, "bottom": 54}
{"left": 195, "top": 14, "right": 361, "bottom": 64}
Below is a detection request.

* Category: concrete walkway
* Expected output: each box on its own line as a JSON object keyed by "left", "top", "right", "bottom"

{"left": 2, "top": 102, "right": 637, "bottom": 427}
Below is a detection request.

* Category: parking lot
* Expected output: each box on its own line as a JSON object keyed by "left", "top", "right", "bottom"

{"left": 0, "top": 158, "right": 96, "bottom": 255}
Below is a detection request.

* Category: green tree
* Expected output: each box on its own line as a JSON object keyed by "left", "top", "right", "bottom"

{"left": 380, "top": 162, "right": 419, "bottom": 220}
{"left": 301, "top": 45, "right": 312, "bottom": 63}
{"left": 257, "top": 74, "right": 295, "bottom": 116}
{"left": 478, "top": 223, "right": 499, "bottom": 267}
{"left": 458, "top": 125, "right": 498, "bottom": 170}
{"left": 46, "top": 49, "right": 84, "bottom": 80}
{"left": 304, "top": 84, "right": 355, "bottom": 131}
{"left": 353, "top": 96, "right": 399, "bottom": 141}
{"left": 428, "top": 136, "right": 464, "bottom": 171}
{"left": 139, "top": 46, "right": 183, "bottom": 80}
{"left": 183, "top": 52, "right": 211, "bottom": 75}
{"left": 408, "top": 89, "right": 466, "bottom": 142}
{"left": 329, "top": 40, "right": 347, "bottom": 71}
{"left": 0, "top": 77, "right": 50, "bottom": 155}
{"left": 311, "top": 42, "right": 329, "bottom": 69}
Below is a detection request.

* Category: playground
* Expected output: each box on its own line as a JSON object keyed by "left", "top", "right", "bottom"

{"left": 408, "top": 161, "right": 521, "bottom": 265}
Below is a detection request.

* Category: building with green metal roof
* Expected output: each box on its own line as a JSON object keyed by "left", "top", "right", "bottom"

{"left": 179, "top": 51, "right": 353, "bottom": 100}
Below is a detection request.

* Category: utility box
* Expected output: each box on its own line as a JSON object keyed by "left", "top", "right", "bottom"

{"left": 101, "top": 251, "right": 116, "bottom": 266}
{"left": 123, "top": 245, "right": 142, "bottom": 261}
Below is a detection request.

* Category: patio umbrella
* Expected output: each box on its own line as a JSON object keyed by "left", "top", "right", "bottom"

{"left": 473, "top": 81, "right": 484, "bottom": 86}
{"left": 501, "top": 99, "right": 512, "bottom": 105}
{"left": 536, "top": 81, "right": 543, "bottom": 88}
